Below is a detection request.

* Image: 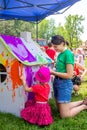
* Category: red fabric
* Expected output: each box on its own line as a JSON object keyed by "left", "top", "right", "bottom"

{"left": 32, "top": 83, "right": 50, "bottom": 102}
{"left": 74, "top": 63, "right": 80, "bottom": 75}
{"left": 46, "top": 48, "right": 56, "bottom": 60}
{"left": 43, "top": 46, "right": 48, "bottom": 50}
{"left": 21, "top": 100, "right": 53, "bottom": 126}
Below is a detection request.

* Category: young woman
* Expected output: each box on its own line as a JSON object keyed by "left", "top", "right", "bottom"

{"left": 50, "top": 35, "right": 87, "bottom": 118}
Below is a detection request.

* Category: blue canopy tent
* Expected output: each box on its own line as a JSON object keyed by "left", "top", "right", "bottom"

{"left": 0, "top": 0, "right": 81, "bottom": 41}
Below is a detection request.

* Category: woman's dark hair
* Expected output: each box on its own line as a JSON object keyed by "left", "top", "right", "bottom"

{"left": 51, "top": 35, "right": 65, "bottom": 45}
{"left": 65, "top": 40, "right": 69, "bottom": 46}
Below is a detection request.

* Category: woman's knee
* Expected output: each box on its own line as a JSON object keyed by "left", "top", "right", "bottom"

{"left": 60, "top": 110, "right": 70, "bottom": 118}
{"left": 59, "top": 103, "right": 71, "bottom": 118}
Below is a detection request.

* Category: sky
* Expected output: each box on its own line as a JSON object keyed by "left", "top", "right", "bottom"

{"left": 47, "top": 0, "right": 87, "bottom": 41}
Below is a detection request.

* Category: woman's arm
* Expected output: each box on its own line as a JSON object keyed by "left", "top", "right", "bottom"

{"left": 20, "top": 75, "right": 33, "bottom": 92}
{"left": 50, "top": 64, "right": 73, "bottom": 79}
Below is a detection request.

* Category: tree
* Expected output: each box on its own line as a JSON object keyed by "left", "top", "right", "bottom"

{"left": 64, "top": 15, "right": 84, "bottom": 48}
{"left": 46, "top": 18, "right": 56, "bottom": 40}
{"left": 55, "top": 15, "right": 84, "bottom": 48}
{"left": 38, "top": 19, "right": 49, "bottom": 39}
{"left": 0, "top": 20, "right": 35, "bottom": 37}
{"left": 38, "top": 18, "right": 56, "bottom": 41}
{"left": 55, "top": 23, "right": 67, "bottom": 38}
{"left": 0, "top": 20, "right": 14, "bottom": 35}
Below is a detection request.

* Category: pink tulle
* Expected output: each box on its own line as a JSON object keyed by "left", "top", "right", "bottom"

{"left": 21, "top": 100, "right": 53, "bottom": 126}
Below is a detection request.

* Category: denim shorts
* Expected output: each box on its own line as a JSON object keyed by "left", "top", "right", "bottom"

{"left": 53, "top": 77, "right": 73, "bottom": 103}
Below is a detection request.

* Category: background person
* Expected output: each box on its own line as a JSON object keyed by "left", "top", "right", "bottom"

{"left": 72, "top": 62, "right": 87, "bottom": 95}
{"left": 76, "top": 48, "right": 85, "bottom": 67}
{"left": 46, "top": 42, "right": 56, "bottom": 61}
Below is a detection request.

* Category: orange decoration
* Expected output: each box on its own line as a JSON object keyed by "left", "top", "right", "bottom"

{"left": 9, "top": 59, "right": 23, "bottom": 101}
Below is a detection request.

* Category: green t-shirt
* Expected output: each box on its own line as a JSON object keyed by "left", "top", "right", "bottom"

{"left": 56, "top": 49, "right": 74, "bottom": 73}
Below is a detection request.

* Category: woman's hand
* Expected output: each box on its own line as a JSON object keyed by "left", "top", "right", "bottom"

{"left": 50, "top": 69, "right": 55, "bottom": 75}
{"left": 73, "top": 71, "right": 76, "bottom": 76}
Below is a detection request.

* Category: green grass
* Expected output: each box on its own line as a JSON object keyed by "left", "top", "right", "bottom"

{"left": 0, "top": 82, "right": 87, "bottom": 130}
{"left": 0, "top": 59, "right": 87, "bottom": 130}
{"left": 1, "top": 91, "right": 87, "bottom": 130}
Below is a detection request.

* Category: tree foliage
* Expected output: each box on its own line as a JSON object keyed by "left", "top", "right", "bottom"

{"left": 55, "top": 23, "right": 67, "bottom": 38}
{"left": 56, "top": 15, "right": 84, "bottom": 48}
{"left": 0, "top": 15, "right": 85, "bottom": 47}
{"left": 38, "top": 18, "right": 56, "bottom": 41}
{"left": 0, "top": 20, "right": 35, "bottom": 37}
{"left": 65, "top": 14, "right": 84, "bottom": 48}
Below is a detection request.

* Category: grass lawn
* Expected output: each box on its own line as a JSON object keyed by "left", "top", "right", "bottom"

{"left": 0, "top": 59, "right": 87, "bottom": 130}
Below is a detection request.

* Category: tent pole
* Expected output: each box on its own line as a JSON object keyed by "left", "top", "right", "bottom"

{"left": 36, "top": 22, "right": 38, "bottom": 43}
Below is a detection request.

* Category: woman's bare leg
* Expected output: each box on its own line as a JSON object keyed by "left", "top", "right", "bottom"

{"left": 69, "top": 100, "right": 83, "bottom": 108}
{"left": 59, "top": 102, "right": 87, "bottom": 118}
{"left": 56, "top": 99, "right": 83, "bottom": 111}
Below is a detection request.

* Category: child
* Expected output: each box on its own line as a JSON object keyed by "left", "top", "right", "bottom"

{"left": 20, "top": 66, "right": 53, "bottom": 126}
{"left": 46, "top": 42, "right": 56, "bottom": 61}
